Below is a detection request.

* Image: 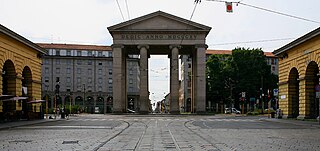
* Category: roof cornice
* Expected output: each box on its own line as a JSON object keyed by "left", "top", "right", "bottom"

{"left": 0, "top": 24, "right": 46, "bottom": 54}
{"left": 273, "top": 27, "right": 320, "bottom": 56}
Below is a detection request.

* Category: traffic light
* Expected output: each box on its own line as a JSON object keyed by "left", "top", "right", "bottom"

{"left": 226, "top": 2, "right": 233, "bottom": 13}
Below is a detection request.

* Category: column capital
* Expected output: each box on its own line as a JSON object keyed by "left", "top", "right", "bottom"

{"left": 195, "top": 44, "right": 208, "bottom": 49}
{"left": 111, "top": 44, "right": 124, "bottom": 49}
{"left": 137, "top": 45, "right": 149, "bottom": 50}
{"left": 169, "top": 45, "right": 181, "bottom": 50}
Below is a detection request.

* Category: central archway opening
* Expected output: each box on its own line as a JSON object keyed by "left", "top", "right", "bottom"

{"left": 305, "top": 61, "right": 319, "bottom": 119}
{"left": 149, "top": 55, "right": 170, "bottom": 113}
{"left": 288, "top": 68, "right": 299, "bottom": 118}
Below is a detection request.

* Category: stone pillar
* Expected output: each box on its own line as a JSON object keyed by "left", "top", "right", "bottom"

{"left": 169, "top": 45, "right": 180, "bottom": 114}
{"left": 112, "top": 44, "right": 126, "bottom": 113}
{"left": 194, "top": 45, "right": 207, "bottom": 114}
{"left": 138, "top": 45, "right": 149, "bottom": 114}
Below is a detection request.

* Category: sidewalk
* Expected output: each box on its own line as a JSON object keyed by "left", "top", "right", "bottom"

{"left": 0, "top": 115, "right": 61, "bottom": 130}
{"left": 261, "top": 117, "right": 320, "bottom": 128}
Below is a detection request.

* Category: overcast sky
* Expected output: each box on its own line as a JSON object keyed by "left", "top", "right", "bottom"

{"left": 1, "top": 0, "right": 319, "bottom": 103}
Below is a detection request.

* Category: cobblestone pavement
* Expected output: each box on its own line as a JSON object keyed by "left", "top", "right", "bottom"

{"left": 0, "top": 114, "right": 319, "bottom": 151}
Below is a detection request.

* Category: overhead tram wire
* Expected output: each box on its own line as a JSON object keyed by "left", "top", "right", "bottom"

{"left": 209, "top": 37, "right": 296, "bottom": 46}
{"left": 206, "top": 0, "right": 320, "bottom": 24}
{"left": 115, "top": 0, "right": 125, "bottom": 21}
{"left": 125, "top": 0, "right": 130, "bottom": 20}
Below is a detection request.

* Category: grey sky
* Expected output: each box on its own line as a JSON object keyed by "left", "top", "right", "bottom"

{"left": 1, "top": 0, "right": 319, "bottom": 102}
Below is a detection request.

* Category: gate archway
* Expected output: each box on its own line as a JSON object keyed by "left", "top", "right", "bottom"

{"left": 108, "top": 11, "right": 211, "bottom": 114}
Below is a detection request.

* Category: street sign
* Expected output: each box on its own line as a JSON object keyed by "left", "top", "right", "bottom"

{"left": 273, "top": 89, "right": 279, "bottom": 96}
{"left": 242, "top": 92, "right": 246, "bottom": 98}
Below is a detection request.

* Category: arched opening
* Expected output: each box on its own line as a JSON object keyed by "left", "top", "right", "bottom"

{"left": 305, "top": 61, "right": 319, "bottom": 119}
{"left": 2, "top": 60, "right": 16, "bottom": 95}
{"left": 64, "top": 96, "right": 72, "bottom": 107}
{"left": 75, "top": 96, "right": 83, "bottom": 106}
{"left": 22, "top": 66, "right": 32, "bottom": 100}
{"left": 106, "top": 96, "right": 113, "bottom": 113}
{"left": 288, "top": 68, "right": 299, "bottom": 118}
{"left": 96, "top": 96, "right": 104, "bottom": 114}
{"left": 86, "top": 96, "right": 94, "bottom": 113}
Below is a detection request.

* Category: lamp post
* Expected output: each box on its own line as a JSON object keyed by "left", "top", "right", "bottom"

{"left": 83, "top": 84, "right": 85, "bottom": 111}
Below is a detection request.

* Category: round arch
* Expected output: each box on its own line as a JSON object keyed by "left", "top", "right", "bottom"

{"left": 85, "top": 96, "right": 94, "bottom": 113}
{"left": 288, "top": 67, "right": 299, "bottom": 118}
{"left": 22, "top": 66, "right": 32, "bottom": 99}
{"left": 2, "top": 60, "right": 16, "bottom": 95}
{"left": 75, "top": 96, "right": 83, "bottom": 106}
{"left": 96, "top": 96, "right": 104, "bottom": 114}
{"left": 305, "top": 61, "right": 319, "bottom": 119}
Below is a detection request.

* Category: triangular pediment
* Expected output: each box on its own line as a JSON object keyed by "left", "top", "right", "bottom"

{"left": 108, "top": 11, "right": 211, "bottom": 33}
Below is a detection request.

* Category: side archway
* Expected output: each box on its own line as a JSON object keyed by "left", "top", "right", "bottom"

{"left": 2, "top": 60, "right": 16, "bottom": 95}
{"left": 22, "top": 66, "right": 32, "bottom": 99}
{"left": 305, "top": 61, "right": 319, "bottom": 119}
{"left": 288, "top": 68, "right": 299, "bottom": 118}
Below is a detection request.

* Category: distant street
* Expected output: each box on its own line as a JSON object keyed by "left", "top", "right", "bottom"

{"left": 0, "top": 114, "right": 319, "bottom": 151}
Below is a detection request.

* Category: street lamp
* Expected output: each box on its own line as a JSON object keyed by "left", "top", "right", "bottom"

{"left": 83, "top": 84, "right": 85, "bottom": 111}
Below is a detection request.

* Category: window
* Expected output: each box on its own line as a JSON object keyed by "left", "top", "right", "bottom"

{"left": 98, "top": 51, "right": 102, "bottom": 57}
{"left": 88, "top": 51, "right": 92, "bottom": 56}
{"left": 98, "top": 69, "right": 102, "bottom": 75}
{"left": 272, "top": 66, "right": 276, "bottom": 71}
{"left": 56, "top": 50, "right": 60, "bottom": 56}
{"left": 88, "top": 60, "right": 92, "bottom": 65}
{"left": 88, "top": 77, "right": 92, "bottom": 84}
{"left": 129, "top": 87, "right": 133, "bottom": 92}
{"left": 44, "top": 59, "right": 49, "bottom": 65}
{"left": 77, "top": 51, "right": 82, "bottom": 56}
{"left": 108, "top": 78, "right": 112, "bottom": 84}
{"left": 56, "top": 59, "right": 60, "bottom": 65}
{"left": 66, "top": 77, "right": 71, "bottom": 83}
{"left": 129, "top": 70, "right": 133, "bottom": 75}
{"left": 98, "top": 62, "right": 102, "bottom": 65}
{"left": 109, "top": 69, "right": 112, "bottom": 75}
{"left": 188, "top": 63, "right": 191, "bottom": 68}
{"left": 67, "top": 68, "right": 71, "bottom": 74}
{"left": 67, "top": 50, "right": 71, "bottom": 56}
{"left": 77, "top": 68, "right": 81, "bottom": 74}
{"left": 129, "top": 79, "right": 133, "bottom": 84}
{"left": 45, "top": 67, "right": 49, "bottom": 74}
{"left": 88, "top": 69, "right": 92, "bottom": 75}
{"left": 77, "top": 77, "right": 81, "bottom": 83}
{"left": 98, "top": 86, "right": 102, "bottom": 92}
{"left": 44, "top": 77, "right": 49, "bottom": 83}
{"left": 109, "top": 86, "right": 113, "bottom": 92}
{"left": 66, "top": 60, "right": 71, "bottom": 65}
{"left": 77, "top": 60, "right": 82, "bottom": 65}
{"left": 108, "top": 61, "right": 112, "bottom": 67}
{"left": 56, "top": 68, "right": 60, "bottom": 74}
{"left": 108, "top": 51, "right": 112, "bottom": 57}
{"left": 98, "top": 78, "right": 103, "bottom": 84}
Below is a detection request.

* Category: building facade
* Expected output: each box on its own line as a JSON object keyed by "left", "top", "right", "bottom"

{"left": 273, "top": 27, "right": 320, "bottom": 119}
{"left": 0, "top": 24, "right": 45, "bottom": 120}
{"left": 39, "top": 43, "right": 140, "bottom": 113}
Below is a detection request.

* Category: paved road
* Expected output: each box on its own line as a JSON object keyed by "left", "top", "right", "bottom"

{"left": 0, "top": 114, "right": 319, "bottom": 151}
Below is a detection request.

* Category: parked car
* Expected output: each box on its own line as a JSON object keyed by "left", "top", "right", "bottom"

{"left": 225, "top": 108, "right": 241, "bottom": 114}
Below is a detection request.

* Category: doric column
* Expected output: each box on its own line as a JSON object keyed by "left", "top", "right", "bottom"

{"left": 138, "top": 45, "right": 149, "bottom": 114}
{"left": 112, "top": 44, "right": 126, "bottom": 113}
{"left": 194, "top": 44, "right": 207, "bottom": 114}
{"left": 169, "top": 45, "right": 180, "bottom": 114}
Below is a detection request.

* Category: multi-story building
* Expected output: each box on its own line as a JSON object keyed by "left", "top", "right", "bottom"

{"left": 38, "top": 43, "right": 140, "bottom": 113}
{"left": 179, "top": 49, "right": 279, "bottom": 113}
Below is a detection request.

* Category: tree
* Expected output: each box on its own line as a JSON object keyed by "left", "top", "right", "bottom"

{"left": 206, "top": 48, "right": 278, "bottom": 109}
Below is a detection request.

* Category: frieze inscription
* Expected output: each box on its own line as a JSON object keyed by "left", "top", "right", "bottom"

{"left": 120, "top": 34, "right": 197, "bottom": 40}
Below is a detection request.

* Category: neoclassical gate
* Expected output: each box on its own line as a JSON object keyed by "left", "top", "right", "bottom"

{"left": 108, "top": 11, "right": 211, "bottom": 114}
